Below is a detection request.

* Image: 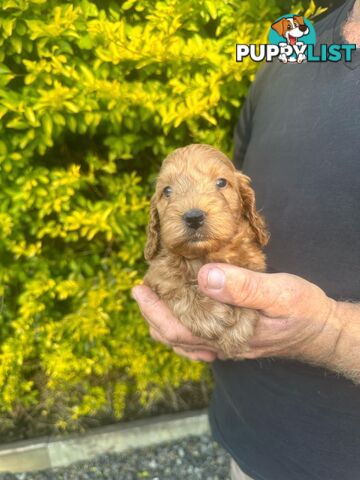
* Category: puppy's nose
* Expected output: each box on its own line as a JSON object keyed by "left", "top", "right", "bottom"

{"left": 299, "top": 24, "right": 308, "bottom": 32}
{"left": 183, "top": 209, "right": 205, "bottom": 229}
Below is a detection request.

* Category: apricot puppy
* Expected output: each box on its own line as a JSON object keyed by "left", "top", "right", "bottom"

{"left": 143, "top": 144, "right": 269, "bottom": 358}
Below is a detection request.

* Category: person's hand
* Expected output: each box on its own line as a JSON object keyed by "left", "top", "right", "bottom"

{"left": 131, "top": 285, "right": 218, "bottom": 362}
{"left": 133, "top": 264, "right": 342, "bottom": 365}
{"left": 197, "top": 264, "right": 340, "bottom": 363}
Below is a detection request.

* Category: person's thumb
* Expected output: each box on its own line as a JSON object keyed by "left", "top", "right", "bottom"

{"left": 197, "top": 264, "right": 326, "bottom": 318}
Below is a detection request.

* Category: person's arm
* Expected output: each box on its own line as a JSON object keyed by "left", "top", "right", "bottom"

{"left": 233, "top": 92, "right": 254, "bottom": 169}
{"left": 233, "top": 94, "right": 253, "bottom": 170}
{"left": 133, "top": 264, "right": 360, "bottom": 383}
{"left": 233, "top": 65, "right": 268, "bottom": 169}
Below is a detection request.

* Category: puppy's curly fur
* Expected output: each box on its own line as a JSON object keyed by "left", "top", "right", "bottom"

{"left": 143, "top": 144, "right": 269, "bottom": 358}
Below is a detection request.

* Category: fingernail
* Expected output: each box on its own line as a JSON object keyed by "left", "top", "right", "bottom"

{"left": 207, "top": 268, "right": 225, "bottom": 289}
{"left": 131, "top": 286, "right": 141, "bottom": 301}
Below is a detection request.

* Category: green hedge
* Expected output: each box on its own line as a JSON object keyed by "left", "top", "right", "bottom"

{"left": 0, "top": 0, "right": 320, "bottom": 438}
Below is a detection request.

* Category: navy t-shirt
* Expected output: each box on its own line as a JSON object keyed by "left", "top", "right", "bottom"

{"left": 209, "top": 2, "right": 360, "bottom": 479}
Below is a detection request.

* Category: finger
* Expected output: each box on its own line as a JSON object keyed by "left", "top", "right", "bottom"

{"left": 217, "top": 348, "right": 266, "bottom": 360}
{"left": 240, "top": 348, "right": 268, "bottom": 359}
{"left": 133, "top": 285, "right": 216, "bottom": 346}
{"left": 149, "top": 326, "right": 218, "bottom": 354}
{"left": 173, "top": 347, "right": 217, "bottom": 362}
{"left": 216, "top": 351, "right": 228, "bottom": 360}
{"left": 197, "top": 264, "right": 327, "bottom": 318}
{"left": 149, "top": 326, "right": 170, "bottom": 345}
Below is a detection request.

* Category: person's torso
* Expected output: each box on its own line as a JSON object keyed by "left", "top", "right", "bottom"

{"left": 211, "top": 2, "right": 360, "bottom": 479}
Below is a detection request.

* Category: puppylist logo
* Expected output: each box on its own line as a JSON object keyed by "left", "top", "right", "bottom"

{"left": 236, "top": 14, "right": 356, "bottom": 63}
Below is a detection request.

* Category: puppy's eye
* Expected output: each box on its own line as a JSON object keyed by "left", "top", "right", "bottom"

{"left": 216, "top": 178, "right": 228, "bottom": 189}
{"left": 163, "top": 186, "right": 172, "bottom": 198}
{"left": 287, "top": 24, "right": 292, "bottom": 29}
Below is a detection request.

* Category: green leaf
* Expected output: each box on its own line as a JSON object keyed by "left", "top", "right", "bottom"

{"left": 205, "top": 0, "right": 217, "bottom": 19}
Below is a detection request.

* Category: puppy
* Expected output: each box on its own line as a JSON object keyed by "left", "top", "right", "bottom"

{"left": 143, "top": 144, "right": 269, "bottom": 358}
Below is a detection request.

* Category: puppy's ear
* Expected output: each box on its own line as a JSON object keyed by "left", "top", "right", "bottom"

{"left": 293, "top": 15, "right": 305, "bottom": 26}
{"left": 235, "top": 172, "right": 269, "bottom": 247}
{"left": 271, "top": 18, "right": 288, "bottom": 37}
{"left": 144, "top": 194, "right": 161, "bottom": 261}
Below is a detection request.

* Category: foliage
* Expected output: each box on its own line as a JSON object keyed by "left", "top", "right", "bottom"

{"left": 0, "top": 0, "right": 323, "bottom": 437}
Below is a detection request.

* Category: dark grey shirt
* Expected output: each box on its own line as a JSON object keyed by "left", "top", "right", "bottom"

{"left": 210, "top": 2, "right": 360, "bottom": 479}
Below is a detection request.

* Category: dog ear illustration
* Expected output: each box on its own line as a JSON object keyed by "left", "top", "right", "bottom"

{"left": 271, "top": 17, "right": 288, "bottom": 37}
{"left": 293, "top": 15, "right": 305, "bottom": 26}
{"left": 144, "top": 193, "right": 161, "bottom": 261}
{"left": 236, "top": 172, "right": 269, "bottom": 247}
{"left": 293, "top": 15, "right": 309, "bottom": 33}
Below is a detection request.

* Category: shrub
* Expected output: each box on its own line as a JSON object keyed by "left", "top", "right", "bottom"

{"left": 0, "top": 0, "right": 321, "bottom": 438}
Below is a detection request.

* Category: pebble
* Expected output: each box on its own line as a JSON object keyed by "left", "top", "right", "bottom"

{"left": 0, "top": 434, "right": 231, "bottom": 480}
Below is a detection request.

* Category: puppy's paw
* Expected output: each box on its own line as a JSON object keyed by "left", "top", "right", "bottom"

{"left": 297, "top": 53, "right": 307, "bottom": 63}
{"left": 278, "top": 53, "right": 288, "bottom": 63}
{"left": 171, "top": 290, "right": 235, "bottom": 341}
{"left": 218, "top": 307, "right": 258, "bottom": 358}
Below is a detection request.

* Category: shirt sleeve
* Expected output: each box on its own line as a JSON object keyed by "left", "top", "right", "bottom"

{"left": 233, "top": 64, "right": 268, "bottom": 170}
{"left": 233, "top": 80, "right": 254, "bottom": 170}
{"left": 233, "top": 92, "right": 254, "bottom": 170}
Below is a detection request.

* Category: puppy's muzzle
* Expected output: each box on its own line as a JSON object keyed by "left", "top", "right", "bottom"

{"left": 299, "top": 24, "right": 308, "bottom": 32}
{"left": 183, "top": 209, "right": 206, "bottom": 230}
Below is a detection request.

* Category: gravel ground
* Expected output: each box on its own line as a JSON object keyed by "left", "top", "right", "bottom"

{"left": 0, "top": 434, "right": 231, "bottom": 480}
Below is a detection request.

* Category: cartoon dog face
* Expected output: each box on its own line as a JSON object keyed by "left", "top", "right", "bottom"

{"left": 271, "top": 16, "right": 309, "bottom": 45}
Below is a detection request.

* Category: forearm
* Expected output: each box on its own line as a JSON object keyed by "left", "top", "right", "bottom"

{"left": 302, "top": 301, "right": 360, "bottom": 383}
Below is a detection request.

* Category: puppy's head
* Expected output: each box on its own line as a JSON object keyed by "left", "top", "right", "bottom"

{"left": 145, "top": 144, "right": 268, "bottom": 261}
